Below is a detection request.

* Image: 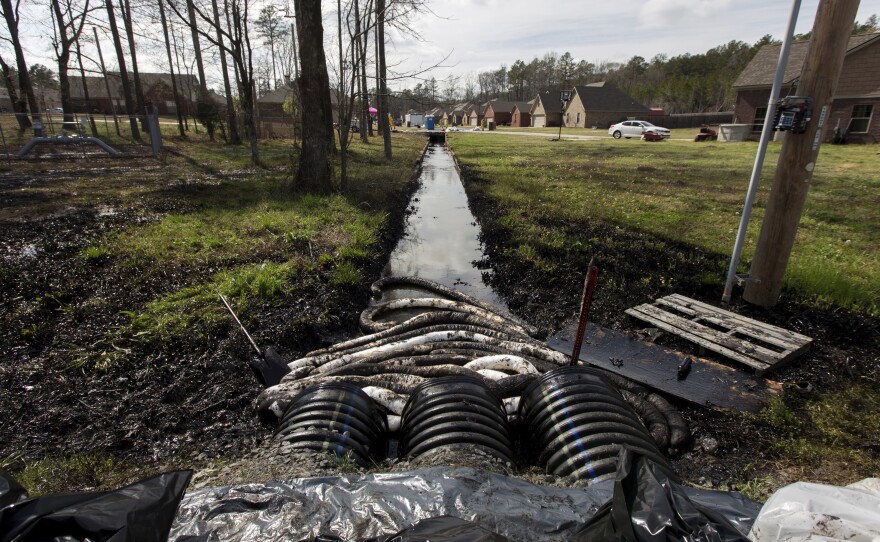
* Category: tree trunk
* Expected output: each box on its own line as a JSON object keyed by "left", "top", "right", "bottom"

{"left": 158, "top": 0, "right": 185, "bottom": 137}
{"left": 0, "top": 0, "right": 38, "bottom": 132}
{"left": 75, "top": 38, "right": 98, "bottom": 136}
{"left": 211, "top": 0, "right": 240, "bottom": 144}
{"left": 93, "top": 27, "right": 122, "bottom": 136}
{"left": 120, "top": 0, "right": 147, "bottom": 132}
{"left": 354, "top": 0, "right": 368, "bottom": 143}
{"left": 186, "top": 0, "right": 208, "bottom": 94}
{"left": 105, "top": 0, "right": 140, "bottom": 140}
{"left": 0, "top": 55, "right": 29, "bottom": 131}
{"left": 294, "top": 0, "right": 332, "bottom": 194}
{"left": 376, "top": 0, "right": 391, "bottom": 158}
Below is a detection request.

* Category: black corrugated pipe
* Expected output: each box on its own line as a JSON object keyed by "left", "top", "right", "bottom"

{"left": 275, "top": 383, "right": 388, "bottom": 467}
{"left": 518, "top": 366, "right": 678, "bottom": 484}
{"left": 399, "top": 376, "right": 514, "bottom": 463}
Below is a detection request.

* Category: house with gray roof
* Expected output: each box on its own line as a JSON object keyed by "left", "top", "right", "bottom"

{"left": 733, "top": 32, "right": 880, "bottom": 143}
{"left": 563, "top": 82, "right": 649, "bottom": 129}
{"left": 530, "top": 91, "right": 567, "bottom": 127}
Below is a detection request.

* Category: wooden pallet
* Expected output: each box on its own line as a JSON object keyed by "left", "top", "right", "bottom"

{"left": 625, "top": 294, "right": 812, "bottom": 375}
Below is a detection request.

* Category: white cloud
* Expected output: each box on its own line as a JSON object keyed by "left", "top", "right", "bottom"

{"left": 639, "top": 0, "right": 734, "bottom": 29}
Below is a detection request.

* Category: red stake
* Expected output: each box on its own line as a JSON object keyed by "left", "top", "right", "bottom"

{"left": 570, "top": 259, "right": 599, "bottom": 366}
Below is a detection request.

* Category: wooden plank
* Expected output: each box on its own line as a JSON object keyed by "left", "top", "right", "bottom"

{"left": 666, "top": 294, "right": 812, "bottom": 344}
{"left": 633, "top": 303, "right": 785, "bottom": 364}
{"left": 546, "top": 322, "right": 781, "bottom": 413}
{"left": 655, "top": 297, "right": 800, "bottom": 352}
{"left": 626, "top": 305, "right": 775, "bottom": 371}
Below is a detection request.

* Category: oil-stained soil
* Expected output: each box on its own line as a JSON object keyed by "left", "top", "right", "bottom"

{"left": 458, "top": 160, "right": 880, "bottom": 491}
{"left": 0, "top": 151, "right": 419, "bottom": 491}
{"left": 1, "top": 144, "right": 878, "bottom": 499}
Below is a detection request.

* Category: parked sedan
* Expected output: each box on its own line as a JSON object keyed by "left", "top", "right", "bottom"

{"left": 608, "top": 120, "right": 670, "bottom": 139}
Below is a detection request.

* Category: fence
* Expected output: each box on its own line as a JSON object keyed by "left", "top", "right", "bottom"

{"left": 653, "top": 112, "right": 735, "bottom": 129}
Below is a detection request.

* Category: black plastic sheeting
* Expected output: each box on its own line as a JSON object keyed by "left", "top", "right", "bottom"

{"left": 0, "top": 470, "right": 191, "bottom": 542}
{"left": 169, "top": 465, "right": 760, "bottom": 541}
{"left": 576, "top": 450, "right": 751, "bottom": 541}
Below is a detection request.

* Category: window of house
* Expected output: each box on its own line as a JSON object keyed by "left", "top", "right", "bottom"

{"left": 576, "top": 112, "right": 581, "bottom": 125}
{"left": 752, "top": 106, "right": 768, "bottom": 132}
{"left": 848, "top": 104, "right": 873, "bottom": 133}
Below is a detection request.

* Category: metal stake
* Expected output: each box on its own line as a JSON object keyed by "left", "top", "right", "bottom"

{"left": 570, "top": 258, "right": 599, "bottom": 366}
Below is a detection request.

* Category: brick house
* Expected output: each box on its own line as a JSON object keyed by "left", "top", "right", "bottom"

{"left": 733, "top": 32, "right": 880, "bottom": 143}
{"left": 443, "top": 102, "right": 472, "bottom": 126}
{"left": 484, "top": 100, "right": 516, "bottom": 126}
{"left": 510, "top": 100, "right": 533, "bottom": 127}
{"left": 69, "top": 73, "right": 199, "bottom": 115}
{"left": 530, "top": 91, "right": 565, "bottom": 127}
{"left": 465, "top": 102, "right": 487, "bottom": 126}
{"left": 563, "top": 82, "right": 649, "bottom": 128}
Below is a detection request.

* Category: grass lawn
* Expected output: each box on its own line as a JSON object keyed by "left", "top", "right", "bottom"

{"left": 448, "top": 133, "right": 879, "bottom": 316}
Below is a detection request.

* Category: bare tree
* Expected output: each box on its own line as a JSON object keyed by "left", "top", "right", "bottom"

{"left": 49, "top": 0, "right": 91, "bottom": 127}
{"left": 210, "top": 0, "right": 240, "bottom": 143}
{"left": 105, "top": 0, "right": 140, "bottom": 139}
{"left": 74, "top": 34, "right": 98, "bottom": 136}
{"left": 0, "top": 0, "right": 40, "bottom": 132}
{"left": 0, "top": 53, "right": 28, "bottom": 130}
{"left": 254, "top": 4, "right": 287, "bottom": 89}
{"left": 157, "top": 0, "right": 185, "bottom": 136}
{"left": 375, "top": 0, "right": 390, "bottom": 158}
{"left": 186, "top": 0, "right": 207, "bottom": 94}
{"left": 119, "top": 0, "right": 147, "bottom": 130}
{"left": 93, "top": 26, "right": 122, "bottom": 135}
{"left": 168, "top": 0, "right": 260, "bottom": 162}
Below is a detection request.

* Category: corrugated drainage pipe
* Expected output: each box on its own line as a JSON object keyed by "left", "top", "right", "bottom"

{"left": 275, "top": 382, "right": 387, "bottom": 466}
{"left": 519, "top": 366, "right": 677, "bottom": 484}
{"left": 399, "top": 376, "right": 514, "bottom": 463}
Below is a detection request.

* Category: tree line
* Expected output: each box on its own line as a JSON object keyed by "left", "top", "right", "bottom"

{"left": 392, "top": 14, "right": 878, "bottom": 116}
{"left": 0, "top": 0, "right": 433, "bottom": 193}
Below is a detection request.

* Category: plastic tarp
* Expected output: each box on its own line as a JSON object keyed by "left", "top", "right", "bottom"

{"left": 169, "top": 465, "right": 760, "bottom": 541}
{"left": 748, "top": 478, "right": 880, "bottom": 542}
{"left": 575, "top": 450, "right": 753, "bottom": 541}
{"left": 0, "top": 470, "right": 191, "bottom": 542}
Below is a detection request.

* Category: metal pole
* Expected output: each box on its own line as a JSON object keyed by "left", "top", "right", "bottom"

{"left": 722, "top": 0, "right": 802, "bottom": 304}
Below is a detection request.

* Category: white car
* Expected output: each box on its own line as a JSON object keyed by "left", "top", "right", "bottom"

{"left": 608, "top": 120, "right": 670, "bottom": 139}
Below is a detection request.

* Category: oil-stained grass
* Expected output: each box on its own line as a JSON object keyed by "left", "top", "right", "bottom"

{"left": 449, "top": 133, "right": 879, "bottom": 315}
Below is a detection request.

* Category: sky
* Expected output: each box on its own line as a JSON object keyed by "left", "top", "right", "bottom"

{"left": 8, "top": 0, "right": 880, "bottom": 94}
{"left": 385, "top": 0, "right": 880, "bottom": 88}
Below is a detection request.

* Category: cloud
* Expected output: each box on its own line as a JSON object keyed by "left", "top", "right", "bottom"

{"left": 639, "top": 0, "right": 733, "bottom": 28}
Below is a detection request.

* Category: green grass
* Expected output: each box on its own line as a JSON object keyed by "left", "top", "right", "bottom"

{"left": 4, "top": 452, "right": 138, "bottom": 497}
{"left": 448, "top": 133, "right": 879, "bottom": 315}
{"left": 59, "top": 133, "right": 425, "bottom": 369}
{"left": 752, "top": 384, "right": 880, "bottom": 487}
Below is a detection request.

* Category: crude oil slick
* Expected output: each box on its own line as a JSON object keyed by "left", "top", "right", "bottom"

{"left": 382, "top": 144, "right": 507, "bottom": 311}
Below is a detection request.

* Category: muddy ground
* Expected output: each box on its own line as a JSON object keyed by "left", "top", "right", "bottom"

{"left": 459, "top": 161, "right": 880, "bottom": 490}
{"left": 1, "top": 145, "right": 877, "bottom": 499}
{"left": 0, "top": 149, "right": 419, "bottom": 492}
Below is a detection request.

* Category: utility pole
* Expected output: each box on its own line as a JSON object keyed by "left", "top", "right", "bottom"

{"left": 743, "top": 0, "right": 860, "bottom": 307}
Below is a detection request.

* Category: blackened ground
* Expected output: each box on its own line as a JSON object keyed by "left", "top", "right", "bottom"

{"left": 0, "top": 153, "right": 421, "bottom": 489}
{"left": 458, "top": 161, "right": 880, "bottom": 490}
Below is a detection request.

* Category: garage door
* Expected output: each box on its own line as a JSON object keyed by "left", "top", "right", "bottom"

{"left": 533, "top": 115, "right": 546, "bottom": 128}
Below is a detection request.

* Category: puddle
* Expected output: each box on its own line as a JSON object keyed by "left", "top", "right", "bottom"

{"left": 382, "top": 144, "right": 508, "bottom": 311}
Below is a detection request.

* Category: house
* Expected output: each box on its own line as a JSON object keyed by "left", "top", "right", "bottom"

{"left": 257, "top": 85, "right": 297, "bottom": 120}
{"left": 529, "top": 91, "right": 566, "bottom": 127}
{"left": 484, "top": 100, "right": 516, "bottom": 126}
{"left": 510, "top": 100, "right": 533, "bottom": 127}
{"left": 733, "top": 32, "right": 880, "bottom": 143}
{"left": 465, "top": 102, "right": 488, "bottom": 126}
{"left": 405, "top": 110, "right": 423, "bottom": 127}
{"left": 68, "top": 72, "right": 199, "bottom": 115}
{"left": 563, "top": 82, "right": 649, "bottom": 128}
{"left": 444, "top": 102, "right": 472, "bottom": 126}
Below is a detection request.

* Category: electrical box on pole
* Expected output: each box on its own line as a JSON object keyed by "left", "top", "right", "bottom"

{"left": 742, "top": 0, "right": 860, "bottom": 307}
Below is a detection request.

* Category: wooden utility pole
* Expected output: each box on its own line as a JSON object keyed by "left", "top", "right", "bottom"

{"left": 743, "top": 0, "right": 860, "bottom": 307}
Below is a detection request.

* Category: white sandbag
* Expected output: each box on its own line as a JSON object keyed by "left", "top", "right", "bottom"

{"left": 748, "top": 478, "right": 880, "bottom": 542}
